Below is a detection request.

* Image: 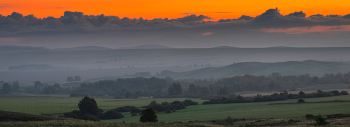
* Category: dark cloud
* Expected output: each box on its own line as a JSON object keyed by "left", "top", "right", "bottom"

{"left": 287, "top": 11, "right": 306, "bottom": 17}
{"left": 1, "top": 9, "right": 350, "bottom": 37}
{"left": 252, "top": 8, "right": 285, "bottom": 23}
{"left": 238, "top": 15, "right": 254, "bottom": 20}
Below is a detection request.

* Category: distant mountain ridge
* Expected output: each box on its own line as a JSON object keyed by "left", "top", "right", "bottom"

{"left": 155, "top": 60, "right": 350, "bottom": 80}
{"left": 118, "top": 45, "right": 173, "bottom": 49}
{"left": 52, "top": 46, "right": 112, "bottom": 51}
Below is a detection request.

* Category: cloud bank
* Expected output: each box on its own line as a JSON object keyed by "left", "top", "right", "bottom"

{"left": 1, "top": 8, "right": 350, "bottom": 37}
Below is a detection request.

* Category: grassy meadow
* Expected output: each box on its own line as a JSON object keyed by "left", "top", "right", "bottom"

{"left": 1, "top": 95, "right": 350, "bottom": 123}
{"left": 0, "top": 97, "right": 205, "bottom": 115}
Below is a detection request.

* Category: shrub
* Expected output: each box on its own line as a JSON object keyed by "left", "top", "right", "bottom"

{"left": 183, "top": 100, "right": 198, "bottom": 105}
{"left": 298, "top": 99, "right": 305, "bottom": 103}
{"left": 79, "top": 114, "right": 100, "bottom": 121}
{"left": 314, "top": 114, "right": 329, "bottom": 126}
{"left": 78, "top": 96, "right": 99, "bottom": 115}
{"left": 131, "top": 113, "right": 138, "bottom": 116}
{"left": 340, "top": 91, "right": 349, "bottom": 95}
{"left": 225, "top": 116, "right": 234, "bottom": 125}
{"left": 330, "top": 90, "right": 340, "bottom": 96}
{"left": 101, "top": 110, "right": 124, "bottom": 119}
{"left": 305, "top": 114, "right": 314, "bottom": 120}
{"left": 165, "top": 109, "right": 171, "bottom": 113}
{"left": 63, "top": 110, "right": 80, "bottom": 118}
{"left": 140, "top": 107, "right": 158, "bottom": 123}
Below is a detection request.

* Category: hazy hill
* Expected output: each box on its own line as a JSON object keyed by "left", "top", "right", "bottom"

{"left": 1, "top": 46, "right": 350, "bottom": 84}
{"left": 52, "top": 46, "right": 112, "bottom": 51}
{"left": 118, "top": 45, "right": 173, "bottom": 49}
{"left": 0, "top": 45, "right": 49, "bottom": 54}
{"left": 155, "top": 60, "right": 350, "bottom": 80}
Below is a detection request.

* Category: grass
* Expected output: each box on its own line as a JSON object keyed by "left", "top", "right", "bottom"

{"left": 107, "top": 95, "right": 350, "bottom": 123}
{"left": 0, "top": 97, "right": 205, "bottom": 115}
{"left": 1, "top": 95, "right": 350, "bottom": 123}
{"left": 0, "top": 120, "right": 213, "bottom": 127}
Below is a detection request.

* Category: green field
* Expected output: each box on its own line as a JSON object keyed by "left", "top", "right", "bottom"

{"left": 0, "top": 97, "right": 205, "bottom": 115}
{"left": 1, "top": 95, "right": 350, "bottom": 123}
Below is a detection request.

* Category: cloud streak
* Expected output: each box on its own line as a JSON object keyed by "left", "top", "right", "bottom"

{"left": 260, "top": 25, "right": 350, "bottom": 34}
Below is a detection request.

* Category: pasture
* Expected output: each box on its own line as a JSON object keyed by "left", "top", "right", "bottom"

{"left": 0, "top": 97, "right": 205, "bottom": 115}
{"left": 1, "top": 95, "right": 350, "bottom": 123}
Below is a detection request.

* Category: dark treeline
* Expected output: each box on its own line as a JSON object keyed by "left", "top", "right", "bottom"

{"left": 181, "top": 72, "right": 350, "bottom": 98}
{"left": 202, "top": 90, "right": 350, "bottom": 105}
{"left": 70, "top": 77, "right": 172, "bottom": 97}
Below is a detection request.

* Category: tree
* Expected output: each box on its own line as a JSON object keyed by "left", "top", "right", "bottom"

{"left": 188, "top": 84, "right": 196, "bottom": 93}
{"left": 218, "top": 87, "right": 229, "bottom": 95}
{"left": 53, "top": 83, "right": 61, "bottom": 89}
{"left": 74, "top": 76, "right": 81, "bottom": 81}
{"left": 78, "top": 96, "right": 99, "bottom": 115}
{"left": 168, "top": 86, "right": 176, "bottom": 95}
{"left": 299, "top": 91, "right": 306, "bottom": 97}
{"left": 200, "top": 87, "right": 210, "bottom": 95}
{"left": 172, "top": 83, "right": 182, "bottom": 95}
{"left": 67, "top": 77, "right": 74, "bottom": 82}
{"left": 125, "top": 91, "right": 133, "bottom": 98}
{"left": 340, "top": 91, "right": 349, "bottom": 95}
{"left": 12, "top": 81, "right": 19, "bottom": 92}
{"left": 140, "top": 107, "right": 158, "bottom": 123}
{"left": 2, "top": 83, "right": 12, "bottom": 93}
{"left": 101, "top": 110, "right": 124, "bottom": 119}
{"left": 314, "top": 114, "right": 329, "bottom": 126}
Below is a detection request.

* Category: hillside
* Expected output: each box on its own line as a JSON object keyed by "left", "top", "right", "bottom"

{"left": 155, "top": 60, "right": 350, "bottom": 80}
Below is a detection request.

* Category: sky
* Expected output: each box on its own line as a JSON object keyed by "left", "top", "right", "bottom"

{"left": 1, "top": 0, "right": 350, "bottom": 48}
{"left": 1, "top": 0, "right": 350, "bottom": 20}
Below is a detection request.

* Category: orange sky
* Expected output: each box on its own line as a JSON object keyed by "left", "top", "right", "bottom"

{"left": 1, "top": 0, "right": 350, "bottom": 20}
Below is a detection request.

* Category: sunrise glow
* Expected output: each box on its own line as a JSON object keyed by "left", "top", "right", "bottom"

{"left": 1, "top": 0, "right": 350, "bottom": 20}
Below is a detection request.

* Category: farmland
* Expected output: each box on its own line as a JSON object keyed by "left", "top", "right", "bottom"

{"left": 1, "top": 95, "right": 350, "bottom": 123}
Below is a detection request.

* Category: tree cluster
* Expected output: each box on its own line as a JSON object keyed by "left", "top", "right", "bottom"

{"left": 183, "top": 72, "right": 350, "bottom": 98}
{"left": 67, "top": 76, "right": 81, "bottom": 82}
{"left": 203, "top": 90, "right": 349, "bottom": 105}
{"left": 146, "top": 100, "right": 198, "bottom": 113}
{"left": 70, "top": 77, "right": 170, "bottom": 97}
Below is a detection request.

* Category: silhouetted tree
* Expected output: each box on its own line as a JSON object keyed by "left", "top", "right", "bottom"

{"left": 172, "top": 83, "right": 182, "bottom": 95}
{"left": 168, "top": 86, "right": 176, "bottom": 95}
{"left": 67, "top": 77, "right": 74, "bottom": 82}
{"left": 12, "top": 81, "right": 19, "bottom": 92}
{"left": 74, "top": 76, "right": 81, "bottom": 81}
{"left": 2, "top": 83, "right": 12, "bottom": 93}
{"left": 299, "top": 91, "right": 306, "bottom": 97}
{"left": 53, "top": 83, "right": 61, "bottom": 89}
{"left": 298, "top": 99, "right": 305, "bottom": 103}
{"left": 78, "top": 96, "right": 99, "bottom": 115}
{"left": 188, "top": 84, "right": 196, "bottom": 93}
{"left": 140, "top": 107, "right": 158, "bottom": 122}
{"left": 125, "top": 91, "right": 133, "bottom": 98}
{"left": 218, "top": 87, "right": 229, "bottom": 95}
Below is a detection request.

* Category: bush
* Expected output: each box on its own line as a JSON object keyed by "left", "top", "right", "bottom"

{"left": 183, "top": 100, "right": 198, "bottom": 105}
{"left": 298, "top": 99, "right": 305, "bottom": 103}
{"left": 79, "top": 114, "right": 100, "bottom": 121}
{"left": 165, "top": 109, "right": 171, "bottom": 113}
{"left": 225, "top": 116, "right": 234, "bottom": 125}
{"left": 314, "top": 115, "right": 329, "bottom": 126}
{"left": 340, "top": 91, "right": 349, "bottom": 95}
{"left": 78, "top": 96, "right": 99, "bottom": 115}
{"left": 101, "top": 110, "right": 124, "bottom": 119}
{"left": 63, "top": 110, "right": 80, "bottom": 118}
{"left": 131, "top": 113, "right": 138, "bottom": 116}
{"left": 140, "top": 107, "right": 158, "bottom": 123}
{"left": 330, "top": 90, "right": 340, "bottom": 96}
